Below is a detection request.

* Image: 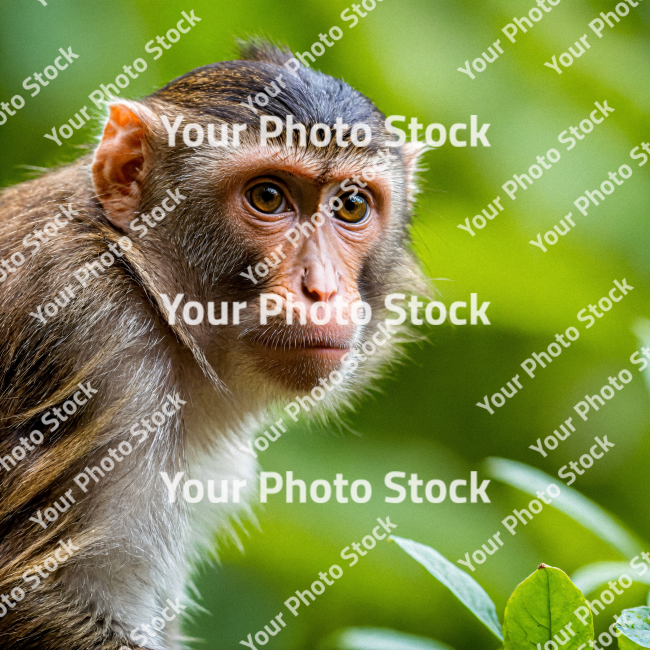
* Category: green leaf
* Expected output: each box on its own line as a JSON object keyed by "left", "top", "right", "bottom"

{"left": 571, "top": 562, "right": 650, "bottom": 595}
{"left": 620, "top": 637, "right": 647, "bottom": 650}
{"left": 322, "top": 627, "right": 456, "bottom": 650}
{"left": 391, "top": 535, "right": 503, "bottom": 640}
{"left": 485, "top": 458, "right": 642, "bottom": 557}
{"left": 616, "top": 607, "right": 650, "bottom": 648}
{"left": 503, "top": 564, "right": 594, "bottom": 650}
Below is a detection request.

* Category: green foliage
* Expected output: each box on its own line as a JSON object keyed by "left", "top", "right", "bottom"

{"left": 486, "top": 458, "right": 643, "bottom": 557}
{"left": 620, "top": 638, "right": 646, "bottom": 650}
{"left": 321, "top": 627, "right": 456, "bottom": 650}
{"left": 617, "top": 607, "right": 650, "bottom": 649}
{"left": 502, "top": 564, "right": 593, "bottom": 650}
{"left": 572, "top": 562, "right": 650, "bottom": 596}
{"left": 385, "top": 532, "right": 650, "bottom": 649}
{"left": 388, "top": 536, "right": 596, "bottom": 648}
{"left": 391, "top": 535, "right": 503, "bottom": 640}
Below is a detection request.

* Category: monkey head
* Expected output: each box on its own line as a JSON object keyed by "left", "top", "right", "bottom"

{"left": 91, "top": 41, "right": 428, "bottom": 404}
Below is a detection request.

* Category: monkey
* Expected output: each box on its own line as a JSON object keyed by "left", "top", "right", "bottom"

{"left": 0, "top": 39, "right": 429, "bottom": 649}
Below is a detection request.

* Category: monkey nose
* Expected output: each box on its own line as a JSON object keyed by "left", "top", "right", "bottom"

{"left": 301, "top": 262, "right": 338, "bottom": 304}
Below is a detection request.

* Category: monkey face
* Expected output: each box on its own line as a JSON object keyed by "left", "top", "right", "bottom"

{"left": 216, "top": 144, "right": 394, "bottom": 392}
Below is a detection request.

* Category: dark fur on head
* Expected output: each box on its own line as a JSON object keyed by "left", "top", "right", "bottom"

{"left": 153, "top": 40, "right": 388, "bottom": 149}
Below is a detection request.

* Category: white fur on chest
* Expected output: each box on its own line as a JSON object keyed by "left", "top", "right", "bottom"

{"left": 63, "top": 382, "right": 262, "bottom": 650}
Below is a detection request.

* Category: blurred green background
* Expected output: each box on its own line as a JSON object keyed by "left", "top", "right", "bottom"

{"left": 1, "top": 1, "right": 649, "bottom": 648}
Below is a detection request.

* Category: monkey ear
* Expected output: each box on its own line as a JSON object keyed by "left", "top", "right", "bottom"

{"left": 92, "top": 102, "right": 155, "bottom": 231}
{"left": 401, "top": 140, "right": 428, "bottom": 206}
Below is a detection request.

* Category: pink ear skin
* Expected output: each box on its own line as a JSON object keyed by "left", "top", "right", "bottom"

{"left": 92, "top": 103, "right": 153, "bottom": 232}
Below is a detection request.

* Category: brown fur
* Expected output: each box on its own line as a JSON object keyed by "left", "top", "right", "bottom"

{"left": 0, "top": 42, "right": 428, "bottom": 649}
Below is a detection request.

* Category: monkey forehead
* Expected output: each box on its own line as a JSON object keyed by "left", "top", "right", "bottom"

{"left": 215, "top": 142, "right": 396, "bottom": 188}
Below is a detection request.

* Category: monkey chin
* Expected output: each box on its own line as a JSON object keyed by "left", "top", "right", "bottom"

{"left": 245, "top": 324, "right": 353, "bottom": 393}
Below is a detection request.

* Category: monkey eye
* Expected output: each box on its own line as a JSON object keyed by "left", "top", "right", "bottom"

{"left": 334, "top": 193, "right": 369, "bottom": 224}
{"left": 247, "top": 183, "right": 287, "bottom": 214}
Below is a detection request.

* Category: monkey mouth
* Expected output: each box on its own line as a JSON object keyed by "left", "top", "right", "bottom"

{"left": 243, "top": 324, "right": 354, "bottom": 390}
{"left": 245, "top": 325, "right": 353, "bottom": 355}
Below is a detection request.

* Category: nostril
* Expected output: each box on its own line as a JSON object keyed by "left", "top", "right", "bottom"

{"left": 302, "top": 284, "right": 322, "bottom": 302}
